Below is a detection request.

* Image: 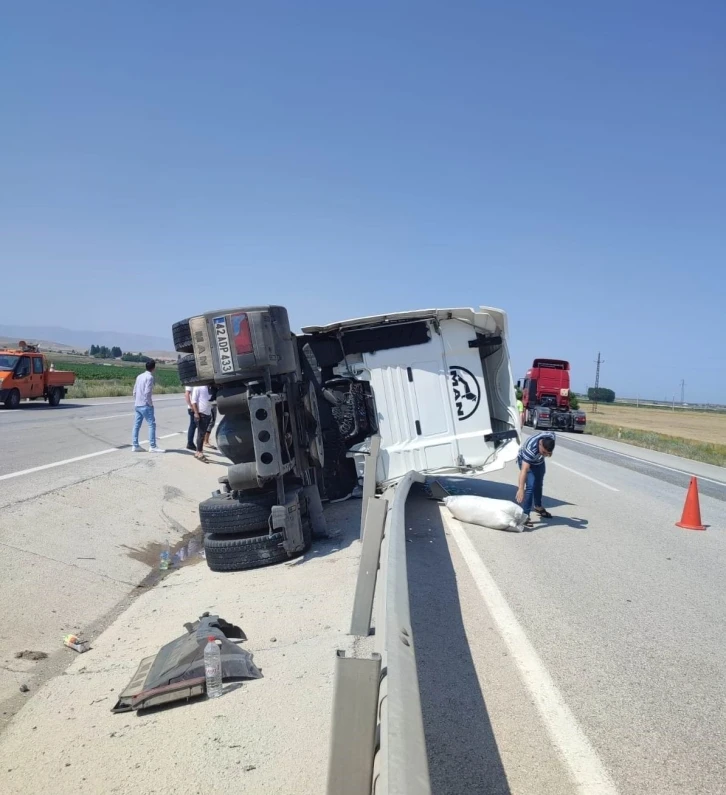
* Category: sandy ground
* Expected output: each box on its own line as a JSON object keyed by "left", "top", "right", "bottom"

{"left": 586, "top": 404, "right": 726, "bottom": 445}
{"left": 0, "top": 499, "right": 366, "bottom": 795}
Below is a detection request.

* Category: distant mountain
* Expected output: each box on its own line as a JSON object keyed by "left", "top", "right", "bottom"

{"left": 0, "top": 325, "right": 174, "bottom": 354}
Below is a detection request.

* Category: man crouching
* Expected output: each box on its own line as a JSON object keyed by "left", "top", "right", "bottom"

{"left": 516, "top": 432, "right": 555, "bottom": 527}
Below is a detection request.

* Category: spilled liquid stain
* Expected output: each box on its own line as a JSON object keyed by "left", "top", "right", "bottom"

{"left": 121, "top": 526, "right": 205, "bottom": 571}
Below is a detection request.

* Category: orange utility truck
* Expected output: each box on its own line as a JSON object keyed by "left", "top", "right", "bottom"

{"left": 0, "top": 342, "right": 75, "bottom": 409}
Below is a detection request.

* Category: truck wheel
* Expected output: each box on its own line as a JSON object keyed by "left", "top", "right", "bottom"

{"left": 48, "top": 387, "right": 62, "bottom": 407}
{"left": 532, "top": 413, "right": 539, "bottom": 430}
{"left": 177, "top": 354, "right": 213, "bottom": 386}
{"left": 172, "top": 319, "right": 194, "bottom": 353}
{"left": 204, "top": 531, "right": 289, "bottom": 572}
{"left": 198, "top": 491, "right": 275, "bottom": 535}
{"left": 4, "top": 389, "right": 20, "bottom": 410}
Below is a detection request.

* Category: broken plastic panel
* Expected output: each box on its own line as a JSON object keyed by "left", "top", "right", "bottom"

{"left": 112, "top": 613, "right": 262, "bottom": 713}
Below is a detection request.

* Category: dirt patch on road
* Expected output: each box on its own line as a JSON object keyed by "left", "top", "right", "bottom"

{"left": 588, "top": 405, "right": 726, "bottom": 445}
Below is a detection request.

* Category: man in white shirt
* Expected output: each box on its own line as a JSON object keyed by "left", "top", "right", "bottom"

{"left": 131, "top": 360, "right": 164, "bottom": 453}
{"left": 190, "top": 384, "right": 213, "bottom": 462}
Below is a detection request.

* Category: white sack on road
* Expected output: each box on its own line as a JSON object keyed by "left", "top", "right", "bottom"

{"left": 443, "top": 495, "right": 525, "bottom": 532}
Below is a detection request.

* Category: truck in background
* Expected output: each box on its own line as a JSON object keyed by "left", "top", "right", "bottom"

{"left": 0, "top": 342, "right": 76, "bottom": 409}
{"left": 519, "top": 358, "right": 586, "bottom": 433}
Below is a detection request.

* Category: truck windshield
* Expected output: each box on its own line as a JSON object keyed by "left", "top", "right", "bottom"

{"left": 0, "top": 355, "right": 20, "bottom": 371}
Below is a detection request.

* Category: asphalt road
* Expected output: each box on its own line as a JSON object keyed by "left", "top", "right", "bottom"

{"left": 0, "top": 394, "right": 189, "bottom": 478}
{"left": 408, "top": 435, "right": 726, "bottom": 794}
{"left": 3, "top": 399, "right": 725, "bottom": 792}
{"left": 0, "top": 394, "right": 217, "bottom": 716}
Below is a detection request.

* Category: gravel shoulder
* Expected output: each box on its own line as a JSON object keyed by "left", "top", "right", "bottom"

{"left": 0, "top": 499, "right": 364, "bottom": 794}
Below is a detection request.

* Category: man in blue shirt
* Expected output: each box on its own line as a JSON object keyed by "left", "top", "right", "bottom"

{"left": 516, "top": 431, "right": 555, "bottom": 526}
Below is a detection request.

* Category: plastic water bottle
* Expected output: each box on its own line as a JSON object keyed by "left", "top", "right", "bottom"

{"left": 204, "top": 637, "right": 223, "bottom": 698}
{"left": 159, "top": 542, "right": 170, "bottom": 571}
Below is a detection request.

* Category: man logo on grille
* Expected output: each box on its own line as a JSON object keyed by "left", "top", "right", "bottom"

{"left": 449, "top": 366, "right": 481, "bottom": 421}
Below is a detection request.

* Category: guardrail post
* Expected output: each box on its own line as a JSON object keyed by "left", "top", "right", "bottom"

{"left": 326, "top": 650, "right": 382, "bottom": 795}
{"left": 349, "top": 496, "right": 388, "bottom": 636}
{"left": 360, "top": 434, "right": 381, "bottom": 538}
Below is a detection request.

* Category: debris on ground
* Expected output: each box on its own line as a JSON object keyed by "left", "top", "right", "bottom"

{"left": 14, "top": 651, "right": 48, "bottom": 661}
{"left": 64, "top": 635, "right": 91, "bottom": 653}
{"left": 19, "top": 685, "right": 29, "bottom": 693}
{"left": 112, "top": 613, "right": 262, "bottom": 713}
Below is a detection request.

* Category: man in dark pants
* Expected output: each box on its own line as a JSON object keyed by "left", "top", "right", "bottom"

{"left": 185, "top": 386, "right": 196, "bottom": 451}
{"left": 190, "top": 385, "right": 213, "bottom": 462}
{"left": 515, "top": 431, "right": 556, "bottom": 527}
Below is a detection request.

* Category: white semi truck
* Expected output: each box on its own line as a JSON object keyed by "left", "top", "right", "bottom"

{"left": 173, "top": 305, "right": 520, "bottom": 571}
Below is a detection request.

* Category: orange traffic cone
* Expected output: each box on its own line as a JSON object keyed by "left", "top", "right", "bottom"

{"left": 676, "top": 477, "right": 706, "bottom": 531}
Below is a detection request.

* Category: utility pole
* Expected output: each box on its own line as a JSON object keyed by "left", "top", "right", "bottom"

{"left": 592, "top": 352, "right": 604, "bottom": 413}
{"left": 680, "top": 379, "right": 685, "bottom": 405}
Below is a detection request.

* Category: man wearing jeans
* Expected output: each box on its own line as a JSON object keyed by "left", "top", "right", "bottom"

{"left": 132, "top": 360, "right": 164, "bottom": 453}
{"left": 515, "top": 431, "right": 555, "bottom": 527}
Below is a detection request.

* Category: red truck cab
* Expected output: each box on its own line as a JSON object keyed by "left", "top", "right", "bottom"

{"left": 0, "top": 343, "right": 75, "bottom": 409}
{"left": 520, "top": 358, "right": 586, "bottom": 432}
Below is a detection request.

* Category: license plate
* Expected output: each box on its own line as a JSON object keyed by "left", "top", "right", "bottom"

{"left": 212, "top": 316, "right": 235, "bottom": 374}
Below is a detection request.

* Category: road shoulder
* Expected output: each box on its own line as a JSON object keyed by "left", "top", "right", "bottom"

{"left": 0, "top": 499, "right": 365, "bottom": 794}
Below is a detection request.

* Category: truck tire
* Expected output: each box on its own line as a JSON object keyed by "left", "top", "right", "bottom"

{"left": 172, "top": 319, "right": 194, "bottom": 353}
{"left": 532, "top": 412, "right": 539, "bottom": 430}
{"left": 47, "top": 387, "right": 62, "bottom": 407}
{"left": 204, "top": 531, "right": 288, "bottom": 572}
{"left": 4, "top": 389, "right": 20, "bottom": 410}
{"left": 198, "top": 491, "right": 275, "bottom": 535}
{"left": 177, "top": 354, "right": 212, "bottom": 386}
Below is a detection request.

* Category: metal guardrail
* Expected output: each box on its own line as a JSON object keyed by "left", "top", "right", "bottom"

{"left": 327, "top": 437, "right": 431, "bottom": 795}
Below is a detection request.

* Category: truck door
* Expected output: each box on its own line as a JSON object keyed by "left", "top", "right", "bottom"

{"left": 13, "top": 356, "right": 32, "bottom": 398}
{"left": 30, "top": 356, "right": 45, "bottom": 397}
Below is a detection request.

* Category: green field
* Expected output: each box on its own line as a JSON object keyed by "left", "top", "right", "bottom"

{"left": 53, "top": 361, "right": 181, "bottom": 387}
{"left": 49, "top": 359, "right": 183, "bottom": 398}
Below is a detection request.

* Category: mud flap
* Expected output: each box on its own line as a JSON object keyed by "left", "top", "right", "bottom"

{"left": 272, "top": 492, "right": 305, "bottom": 555}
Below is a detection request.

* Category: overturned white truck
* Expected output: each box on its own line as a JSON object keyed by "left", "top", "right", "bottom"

{"left": 173, "top": 306, "right": 520, "bottom": 571}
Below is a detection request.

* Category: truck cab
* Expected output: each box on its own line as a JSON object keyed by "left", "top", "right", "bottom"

{"left": 0, "top": 343, "right": 75, "bottom": 409}
{"left": 521, "top": 358, "right": 586, "bottom": 432}
{"left": 303, "top": 306, "right": 521, "bottom": 485}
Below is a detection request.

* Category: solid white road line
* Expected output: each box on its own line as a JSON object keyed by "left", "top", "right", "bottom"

{"left": 550, "top": 461, "right": 619, "bottom": 492}
{"left": 79, "top": 396, "right": 185, "bottom": 406}
{"left": 0, "top": 433, "right": 182, "bottom": 482}
{"left": 84, "top": 413, "right": 133, "bottom": 422}
{"left": 559, "top": 434, "right": 726, "bottom": 487}
{"left": 446, "top": 515, "right": 620, "bottom": 795}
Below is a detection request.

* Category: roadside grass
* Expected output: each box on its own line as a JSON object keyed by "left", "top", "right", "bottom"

{"left": 67, "top": 379, "right": 184, "bottom": 398}
{"left": 586, "top": 421, "right": 726, "bottom": 468}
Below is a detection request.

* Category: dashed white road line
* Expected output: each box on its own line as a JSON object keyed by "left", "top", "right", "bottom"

{"left": 446, "top": 514, "right": 620, "bottom": 795}
{"left": 550, "top": 461, "right": 619, "bottom": 492}
{"left": 0, "top": 433, "right": 182, "bottom": 482}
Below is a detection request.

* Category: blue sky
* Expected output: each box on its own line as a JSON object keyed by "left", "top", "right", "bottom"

{"left": 2, "top": 1, "right": 724, "bottom": 402}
